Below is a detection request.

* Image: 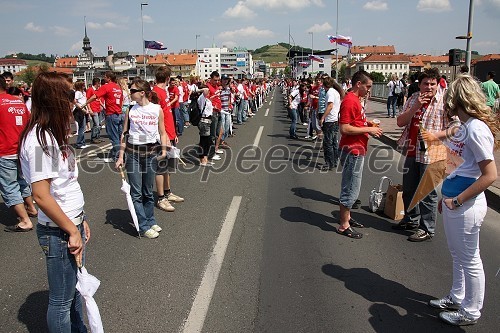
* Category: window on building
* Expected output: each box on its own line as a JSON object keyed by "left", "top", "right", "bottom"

{"left": 319, "top": 64, "right": 324, "bottom": 68}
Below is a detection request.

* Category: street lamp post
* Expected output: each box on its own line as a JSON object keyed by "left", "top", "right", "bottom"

{"left": 335, "top": 0, "right": 339, "bottom": 81}
{"left": 455, "top": 0, "right": 474, "bottom": 73}
{"left": 195, "top": 34, "right": 200, "bottom": 77}
{"left": 141, "top": 2, "right": 148, "bottom": 80}
{"left": 309, "top": 32, "right": 314, "bottom": 73}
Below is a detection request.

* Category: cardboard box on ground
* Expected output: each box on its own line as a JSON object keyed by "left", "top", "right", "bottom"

{"left": 384, "top": 184, "right": 405, "bottom": 220}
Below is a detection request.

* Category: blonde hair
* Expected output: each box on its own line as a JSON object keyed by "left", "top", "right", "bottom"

{"left": 118, "top": 77, "right": 129, "bottom": 93}
{"left": 444, "top": 74, "right": 500, "bottom": 149}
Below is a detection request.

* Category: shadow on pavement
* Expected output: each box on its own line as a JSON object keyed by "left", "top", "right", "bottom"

{"left": 291, "top": 187, "right": 339, "bottom": 205}
{"left": 18, "top": 290, "right": 49, "bottom": 333}
{"left": 105, "top": 208, "right": 141, "bottom": 237}
{"left": 321, "top": 264, "right": 465, "bottom": 333}
{"left": 280, "top": 206, "right": 337, "bottom": 232}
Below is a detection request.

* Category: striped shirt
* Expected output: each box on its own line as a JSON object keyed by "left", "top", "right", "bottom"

{"left": 220, "top": 86, "right": 232, "bottom": 114}
{"left": 401, "top": 90, "right": 448, "bottom": 164}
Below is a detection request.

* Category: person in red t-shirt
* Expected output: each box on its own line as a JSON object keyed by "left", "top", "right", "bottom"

{"left": 85, "top": 71, "right": 123, "bottom": 161}
{"left": 153, "top": 67, "right": 184, "bottom": 212}
{"left": 85, "top": 77, "right": 103, "bottom": 143}
{"left": 206, "top": 71, "right": 223, "bottom": 157}
{"left": 337, "top": 70, "right": 382, "bottom": 239}
{"left": 168, "top": 77, "right": 182, "bottom": 136}
{"left": 0, "top": 76, "right": 37, "bottom": 231}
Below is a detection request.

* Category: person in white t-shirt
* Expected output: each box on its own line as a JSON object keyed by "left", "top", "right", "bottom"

{"left": 288, "top": 84, "right": 302, "bottom": 139}
{"left": 19, "top": 72, "right": 90, "bottom": 332}
{"left": 115, "top": 79, "right": 168, "bottom": 239}
{"left": 425, "top": 75, "right": 498, "bottom": 326}
{"left": 197, "top": 84, "right": 214, "bottom": 166}
{"left": 319, "top": 77, "right": 344, "bottom": 170}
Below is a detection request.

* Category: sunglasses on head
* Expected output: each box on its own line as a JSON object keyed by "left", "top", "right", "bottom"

{"left": 129, "top": 88, "right": 143, "bottom": 94}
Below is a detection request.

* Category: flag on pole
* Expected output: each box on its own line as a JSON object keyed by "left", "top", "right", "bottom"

{"left": 144, "top": 40, "right": 168, "bottom": 50}
{"left": 327, "top": 35, "right": 352, "bottom": 47}
{"left": 233, "top": 67, "right": 238, "bottom": 71}
{"left": 298, "top": 61, "right": 310, "bottom": 67}
{"left": 308, "top": 54, "right": 324, "bottom": 63}
{"left": 199, "top": 59, "right": 210, "bottom": 63}
{"left": 221, "top": 64, "right": 231, "bottom": 68}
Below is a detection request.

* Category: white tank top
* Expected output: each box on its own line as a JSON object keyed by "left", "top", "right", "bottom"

{"left": 127, "top": 102, "right": 160, "bottom": 145}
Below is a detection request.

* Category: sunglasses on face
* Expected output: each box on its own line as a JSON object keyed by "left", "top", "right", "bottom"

{"left": 129, "top": 88, "right": 143, "bottom": 94}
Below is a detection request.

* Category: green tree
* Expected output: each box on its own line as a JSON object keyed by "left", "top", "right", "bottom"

{"left": 284, "top": 66, "right": 291, "bottom": 77}
{"left": 338, "top": 63, "right": 347, "bottom": 82}
{"left": 19, "top": 66, "right": 37, "bottom": 86}
{"left": 370, "top": 71, "right": 385, "bottom": 82}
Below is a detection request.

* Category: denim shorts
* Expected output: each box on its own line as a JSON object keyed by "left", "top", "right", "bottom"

{"left": 339, "top": 151, "right": 365, "bottom": 209}
{"left": 0, "top": 157, "right": 32, "bottom": 207}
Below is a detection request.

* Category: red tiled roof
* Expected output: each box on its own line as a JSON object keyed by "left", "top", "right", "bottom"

{"left": 359, "top": 54, "right": 410, "bottom": 63}
{"left": 135, "top": 54, "right": 197, "bottom": 66}
{"left": 350, "top": 45, "right": 395, "bottom": 55}
{"left": 471, "top": 54, "right": 500, "bottom": 65}
{"left": 0, "top": 58, "right": 27, "bottom": 65}
{"left": 55, "top": 57, "right": 78, "bottom": 68}
{"left": 409, "top": 56, "right": 425, "bottom": 67}
{"left": 270, "top": 62, "right": 287, "bottom": 68}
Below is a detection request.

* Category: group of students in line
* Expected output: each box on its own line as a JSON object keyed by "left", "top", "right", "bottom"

{"left": 282, "top": 68, "right": 498, "bottom": 326}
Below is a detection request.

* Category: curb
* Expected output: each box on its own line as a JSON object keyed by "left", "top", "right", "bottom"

{"left": 375, "top": 134, "right": 500, "bottom": 213}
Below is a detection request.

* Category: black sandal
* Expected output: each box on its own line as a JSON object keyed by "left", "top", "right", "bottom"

{"left": 349, "top": 218, "right": 364, "bottom": 228}
{"left": 337, "top": 227, "right": 363, "bottom": 239}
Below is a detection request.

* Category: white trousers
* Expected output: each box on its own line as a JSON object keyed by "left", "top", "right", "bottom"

{"left": 442, "top": 194, "right": 487, "bottom": 320}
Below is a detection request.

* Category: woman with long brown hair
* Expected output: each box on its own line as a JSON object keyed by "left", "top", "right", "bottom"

{"left": 115, "top": 78, "right": 168, "bottom": 239}
{"left": 19, "top": 71, "right": 90, "bottom": 332}
{"left": 427, "top": 74, "right": 498, "bottom": 326}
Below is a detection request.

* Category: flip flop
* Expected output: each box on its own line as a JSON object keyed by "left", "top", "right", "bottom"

{"left": 337, "top": 227, "right": 363, "bottom": 239}
{"left": 349, "top": 218, "right": 365, "bottom": 228}
{"left": 4, "top": 224, "right": 33, "bottom": 232}
{"left": 27, "top": 212, "right": 38, "bottom": 218}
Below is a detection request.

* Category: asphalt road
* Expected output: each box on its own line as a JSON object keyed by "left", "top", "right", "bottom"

{"left": 1, "top": 88, "right": 499, "bottom": 333}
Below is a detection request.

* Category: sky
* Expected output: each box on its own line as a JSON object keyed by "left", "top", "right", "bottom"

{"left": 1, "top": 0, "right": 499, "bottom": 58}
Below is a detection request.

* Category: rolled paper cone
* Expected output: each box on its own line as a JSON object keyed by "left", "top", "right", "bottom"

{"left": 408, "top": 160, "right": 447, "bottom": 211}
{"left": 178, "top": 158, "right": 187, "bottom": 167}
{"left": 75, "top": 253, "right": 83, "bottom": 268}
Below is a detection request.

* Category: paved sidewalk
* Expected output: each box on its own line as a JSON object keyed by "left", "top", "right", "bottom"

{"left": 366, "top": 99, "right": 500, "bottom": 210}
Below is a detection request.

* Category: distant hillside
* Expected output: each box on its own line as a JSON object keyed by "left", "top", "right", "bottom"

{"left": 251, "top": 43, "right": 314, "bottom": 63}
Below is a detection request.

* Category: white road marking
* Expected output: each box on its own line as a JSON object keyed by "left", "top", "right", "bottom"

{"left": 181, "top": 196, "right": 243, "bottom": 333}
{"left": 265, "top": 108, "right": 269, "bottom": 117}
{"left": 76, "top": 143, "right": 112, "bottom": 163}
{"left": 252, "top": 126, "right": 264, "bottom": 150}
{"left": 269, "top": 101, "right": 272, "bottom": 106}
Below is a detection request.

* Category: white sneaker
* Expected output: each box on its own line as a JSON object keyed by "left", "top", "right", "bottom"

{"left": 157, "top": 198, "right": 175, "bottom": 212}
{"left": 143, "top": 228, "right": 159, "bottom": 239}
{"left": 302, "top": 123, "right": 308, "bottom": 126}
{"left": 215, "top": 149, "right": 224, "bottom": 154}
{"left": 151, "top": 224, "right": 162, "bottom": 232}
{"left": 211, "top": 154, "right": 221, "bottom": 161}
{"left": 304, "top": 136, "right": 310, "bottom": 139}
{"left": 167, "top": 192, "right": 184, "bottom": 203}
{"left": 102, "top": 158, "right": 114, "bottom": 163}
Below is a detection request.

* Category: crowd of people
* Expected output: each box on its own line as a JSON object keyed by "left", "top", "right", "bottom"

{"left": 280, "top": 68, "right": 498, "bottom": 326}
{"left": 1, "top": 64, "right": 498, "bottom": 330}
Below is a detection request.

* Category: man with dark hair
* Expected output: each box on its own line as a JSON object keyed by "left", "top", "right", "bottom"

{"left": 0, "top": 76, "right": 37, "bottom": 232}
{"left": 206, "top": 71, "right": 222, "bottom": 160}
{"left": 481, "top": 71, "right": 499, "bottom": 109}
{"left": 1, "top": 71, "right": 14, "bottom": 87}
{"left": 459, "top": 65, "right": 469, "bottom": 74}
{"left": 337, "top": 70, "right": 383, "bottom": 239}
{"left": 85, "top": 71, "right": 124, "bottom": 161}
{"left": 395, "top": 67, "right": 448, "bottom": 242}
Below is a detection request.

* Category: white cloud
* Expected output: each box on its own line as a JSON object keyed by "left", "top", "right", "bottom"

{"left": 70, "top": 41, "right": 82, "bottom": 52}
{"left": 224, "top": 1, "right": 256, "bottom": 18}
{"left": 307, "top": 22, "right": 332, "bottom": 33}
{"left": 222, "top": 41, "right": 239, "bottom": 48}
{"left": 87, "top": 21, "right": 123, "bottom": 30}
{"left": 363, "top": 1, "right": 388, "bottom": 11}
{"left": 104, "top": 22, "right": 118, "bottom": 28}
{"left": 218, "top": 26, "right": 274, "bottom": 39}
{"left": 50, "top": 26, "right": 72, "bottom": 36}
{"left": 142, "top": 15, "right": 154, "bottom": 23}
{"left": 87, "top": 22, "right": 102, "bottom": 29}
{"left": 224, "top": 0, "right": 324, "bottom": 14}
{"left": 473, "top": 40, "right": 499, "bottom": 48}
{"left": 417, "top": 0, "right": 451, "bottom": 12}
{"left": 24, "top": 22, "right": 43, "bottom": 32}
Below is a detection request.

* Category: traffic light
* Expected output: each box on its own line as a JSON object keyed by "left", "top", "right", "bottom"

{"left": 448, "top": 49, "right": 461, "bottom": 66}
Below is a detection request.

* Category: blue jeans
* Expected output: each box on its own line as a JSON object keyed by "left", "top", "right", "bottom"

{"left": 387, "top": 95, "right": 397, "bottom": 117}
{"left": 322, "top": 121, "right": 339, "bottom": 167}
{"left": 0, "top": 157, "right": 31, "bottom": 207}
{"left": 37, "top": 223, "right": 88, "bottom": 333}
{"left": 339, "top": 150, "right": 365, "bottom": 209}
{"left": 105, "top": 113, "right": 124, "bottom": 160}
{"left": 89, "top": 113, "right": 101, "bottom": 141}
{"left": 126, "top": 152, "right": 157, "bottom": 233}
{"left": 75, "top": 114, "right": 86, "bottom": 147}
{"left": 402, "top": 157, "right": 440, "bottom": 235}
{"left": 173, "top": 107, "right": 183, "bottom": 136}
{"left": 180, "top": 102, "right": 190, "bottom": 122}
{"left": 237, "top": 100, "right": 247, "bottom": 124}
{"left": 220, "top": 113, "right": 231, "bottom": 141}
{"left": 288, "top": 108, "right": 298, "bottom": 137}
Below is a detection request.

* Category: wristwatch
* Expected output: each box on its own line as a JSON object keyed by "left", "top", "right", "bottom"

{"left": 452, "top": 197, "right": 463, "bottom": 208}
